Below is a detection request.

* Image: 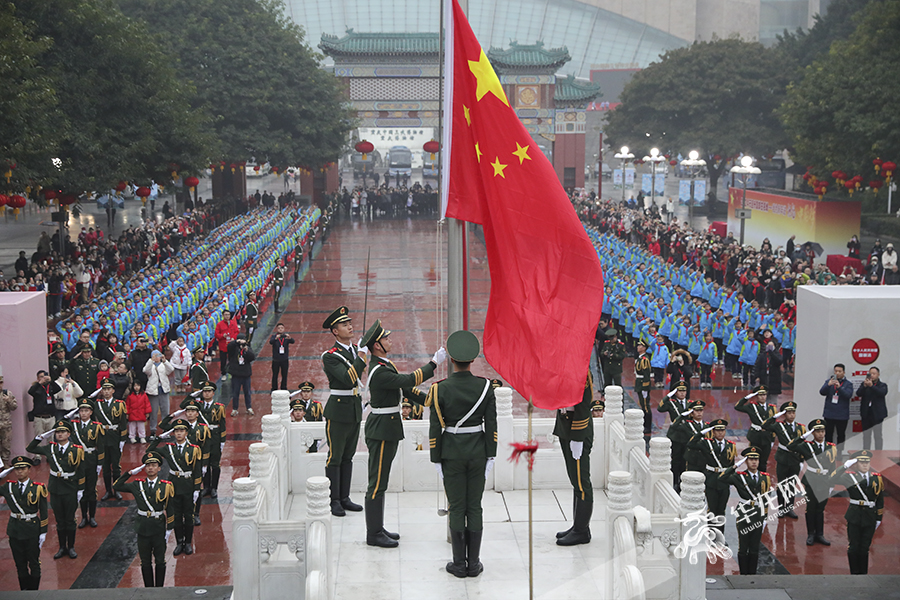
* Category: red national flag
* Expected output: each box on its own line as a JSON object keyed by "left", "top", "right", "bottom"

{"left": 440, "top": 0, "right": 604, "bottom": 410}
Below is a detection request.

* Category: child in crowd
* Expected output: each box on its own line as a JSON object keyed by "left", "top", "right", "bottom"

{"left": 126, "top": 381, "right": 151, "bottom": 443}
{"left": 95, "top": 360, "right": 111, "bottom": 389}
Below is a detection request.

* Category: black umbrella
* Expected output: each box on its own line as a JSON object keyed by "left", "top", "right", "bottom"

{"left": 803, "top": 241, "right": 824, "bottom": 256}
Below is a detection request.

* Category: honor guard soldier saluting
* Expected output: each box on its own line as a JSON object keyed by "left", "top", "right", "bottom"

{"left": 688, "top": 418, "right": 735, "bottom": 535}
{"left": 762, "top": 401, "right": 806, "bottom": 518}
{"left": 93, "top": 378, "right": 128, "bottom": 501}
{"left": 160, "top": 399, "right": 211, "bottom": 526}
{"left": 599, "top": 329, "right": 627, "bottom": 386}
{"left": 290, "top": 399, "right": 308, "bottom": 423}
{"left": 788, "top": 418, "right": 836, "bottom": 546}
{"left": 321, "top": 306, "right": 368, "bottom": 516}
{"left": 554, "top": 374, "right": 595, "bottom": 546}
{"left": 735, "top": 385, "right": 776, "bottom": 471}
{"left": 634, "top": 339, "right": 653, "bottom": 439}
{"left": 361, "top": 319, "right": 444, "bottom": 547}
{"left": 673, "top": 400, "right": 708, "bottom": 477}
{"left": 27, "top": 419, "right": 85, "bottom": 559}
{"left": 149, "top": 418, "right": 202, "bottom": 555}
{"left": 189, "top": 347, "right": 210, "bottom": 392}
{"left": 115, "top": 451, "right": 175, "bottom": 587}
{"left": 720, "top": 446, "right": 771, "bottom": 575}
{"left": 70, "top": 400, "right": 105, "bottom": 528}
{"left": 0, "top": 456, "right": 48, "bottom": 590}
{"left": 294, "top": 381, "right": 324, "bottom": 452}
{"left": 272, "top": 259, "right": 285, "bottom": 312}
{"left": 428, "top": 330, "right": 497, "bottom": 578}
{"left": 831, "top": 450, "right": 884, "bottom": 574}
{"left": 188, "top": 381, "right": 226, "bottom": 499}
{"left": 658, "top": 381, "right": 690, "bottom": 490}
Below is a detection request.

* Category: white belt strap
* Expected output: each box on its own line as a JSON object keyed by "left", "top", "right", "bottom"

{"left": 8, "top": 483, "right": 27, "bottom": 515}
{"left": 750, "top": 424, "right": 763, "bottom": 431}
{"left": 50, "top": 470, "right": 74, "bottom": 479}
{"left": 706, "top": 465, "right": 726, "bottom": 473}
{"left": 10, "top": 513, "right": 37, "bottom": 520}
{"left": 138, "top": 509, "right": 165, "bottom": 518}
{"left": 328, "top": 388, "right": 359, "bottom": 397}
{"left": 849, "top": 499, "right": 875, "bottom": 508}
{"left": 445, "top": 425, "right": 483, "bottom": 435}
{"left": 370, "top": 406, "right": 400, "bottom": 415}
{"left": 172, "top": 469, "right": 192, "bottom": 477}
{"left": 446, "top": 380, "right": 491, "bottom": 435}
{"left": 807, "top": 467, "right": 828, "bottom": 475}
{"left": 849, "top": 473, "right": 875, "bottom": 507}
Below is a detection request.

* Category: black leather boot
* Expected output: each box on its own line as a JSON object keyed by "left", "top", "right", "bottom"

{"left": 859, "top": 552, "right": 868, "bottom": 575}
{"left": 446, "top": 529, "right": 468, "bottom": 578}
{"left": 201, "top": 468, "right": 212, "bottom": 497}
{"left": 18, "top": 576, "right": 28, "bottom": 591}
{"left": 155, "top": 563, "right": 166, "bottom": 586}
{"left": 210, "top": 466, "right": 221, "bottom": 498}
{"left": 326, "top": 465, "right": 345, "bottom": 516}
{"left": 89, "top": 500, "right": 98, "bottom": 527}
{"left": 29, "top": 575, "right": 40, "bottom": 590}
{"left": 67, "top": 530, "right": 77, "bottom": 558}
{"left": 78, "top": 499, "right": 90, "bottom": 528}
{"left": 815, "top": 511, "right": 830, "bottom": 545}
{"left": 466, "top": 530, "right": 484, "bottom": 577}
{"left": 53, "top": 530, "right": 67, "bottom": 559}
{"left": 378, "top": 496, "right": 399, "bottom": 540}
{"left": 183, "top": 517, "right": 195, "bottom": 554}
{"left": 101, "top": 467, "right": 114, "bottom": 500}
{"left": 173, "top": 523, "right": 184, "bottom": 556}
{"left": 747, "top": 553, "right": 759, "bottom": 575}
{"left": 805, "top": 512, "right": 815, "bottom": 545}
{"left": 557, "top": 498, "right": 592, "bottom": 546}
{"left": 848, "top": 551, "right": 858, "bottom": 574}
{"left": 556, "top": 492, "right": 576, "bottom": 539}
{"left": 339, "top": 463, "right": 362, "bottom": 512}
{"left": 141, "top": 564, "right": 155, "bottom": 587}
{"left": 365, "top": 497, "right": 398, "bottom": 548}
{"left": 736, "top": 555, "right": 746, "bottom": 574}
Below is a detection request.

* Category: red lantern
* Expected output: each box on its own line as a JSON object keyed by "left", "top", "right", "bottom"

{"left": 254, "top": 165, "right": 260, "bottom": 172}
{"left": 713, "top": 154, "right": 721, "bottom": 161}
{"left": 669, "top": 159, "right": 677, "bottom": 166}
{"left": 136, "top": 186, "right": 151, "bottom": 204}
{"left": 423, "top": 140, "right": 441, "bottom": 160}
{"left": 873, "top": 158, "right": 883, "bottom": 173}
{"left": 355, "top": 140, "right": 374, "bottom": 160}
{"left": 882, "top": 161, "right": 897, "bottom": 181}
{"left": 844, "top": 180, "right": 855, "bottom": 195}
{"left": 58, "top": 193, "right": 77, "bottom": 206}
{"left": 870, "top": 180, "right": 884, "bottom": 193}
{"left": 42, "top": 189, "right": 58, "bottom": 201}
{"left": 0, "top": 194, "right": 8, "bottom": 207}
{"left": 115, "top": 181, "right": 127, "bottom": 192}
{"left": 184, "top": 176, "right": 199, "bottom": 188}
{"left": 230, "top": 163, "right": 236, "bottom": 174}
{"left": 8, "top": 194, "right": 26, "bottom": 217}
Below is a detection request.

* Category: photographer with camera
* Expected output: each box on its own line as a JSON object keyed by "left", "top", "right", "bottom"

{"left": 228, "top": 333, "right": 256, "bottom": 417}
{"left": 269, "top": 323, "right": 295, "bottom": 391}
{"left": 819, "top": 363, "right": 854, "bottom": 456}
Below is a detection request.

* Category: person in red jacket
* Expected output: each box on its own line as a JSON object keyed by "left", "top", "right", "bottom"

{"left": 214, "top": 310, "right": 239, "bottom": 380}
{"left": 126, "top": 381, "right": 152, "bottom": 443}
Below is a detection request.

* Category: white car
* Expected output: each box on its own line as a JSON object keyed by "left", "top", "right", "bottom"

{"left": 247, "top": 161, "right": 270, "bottom": 177}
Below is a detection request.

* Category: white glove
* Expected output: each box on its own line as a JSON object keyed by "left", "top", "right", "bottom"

{"left": 843, "top": 458, "right": 858, "bottom": 468}
{"left": 159, "top": 430, "right": 173, "bottom": 439}
{"left": 743, "top": 391, "right": 759, "bottom": 400}
{"left": 165, "top": 530, "right": 172, "bottom": 543}
{"left": 666, "top": 389, "right": 677, "bottom": 398}
{"left": 130, "top": 464, "right": 145, "bottom": 476}
{"left": 434, "top": 463, "right": 443, "bottom": 480}
{"left": 700, "top": 426, "right": 714, "bottom": 435}
{"left": 681, "top": 409, "right": 693, "bottom": 416}
{"left": 39, "top": 430, "right": 54, "bottom": 439}
{"left": 119, "top": 441, "right": 125, "bottom": 452}
{"left": 773, "top": 410, "right": 786, "bottom": 419}
{"left": 357, "top": 344, "right": 369, "bottom": 357}
{"left": 39, "top": 533, "right": 46, "bottom": 549}
{"left": 202, "top": 467, "right": 207, "bottom": 477}
{"left": 170, "top": 409, "right": 186, "bottom": 418}
{"left": 761, "top": 519, "right": 767, "bottom": 533}
{"left": 876, "top": 521, "right": 882, "bottom": 530}
{"left": 485, "top": 457, "right": 495, "bottom": 479}
{"left": 193, "top": 490, "right": 200, "bottom": 503}
{"left": 802, "top": 429, "right": 815, "bottom": 439}
{"left": 97, "top": 465, "right": 102, "bottom": 475}
{"left": 570, "top": 440, "right": 584, "bottom": 461}
{"left": 734, "top": 456, "right": 748, "bottom": 469}
{"left": 77, "top": 490, "right": 84, "bottom": 503}
{"left": 432, "top": 347, "right": 448, "bottom": 365}
{"left": 220, "top": 443, "right": 225, "bottom": 454}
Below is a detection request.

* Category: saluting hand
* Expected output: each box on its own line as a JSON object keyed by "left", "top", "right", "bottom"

{"left": 129, "top": 464, "right": 145, "bottom": 476}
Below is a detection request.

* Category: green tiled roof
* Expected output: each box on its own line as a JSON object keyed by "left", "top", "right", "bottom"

{"left": 554, "top": 75, "right": 602, "bottom": 103}
{"left": 320, "top": 30, "right": 439, "bottom": 57}
{"left": 487, "top": 41, "right": 570, "bottom": 70}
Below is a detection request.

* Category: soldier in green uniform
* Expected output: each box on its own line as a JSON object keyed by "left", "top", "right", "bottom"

{"left": 599, "top": 329, "right": 627, "bottom": 386}
{"left": 149, "top": 418, "right": 202, "bottom": 555}
{"left": 93, "top": 378, "right": 128, "bottom": 501}
{"left": 293, "top": 238, "right": 304, "bottom": 283}
{"left": 321, "top": 306, "right": 368, "bottom": 516}
{"left": 591, "top": 399, "right": 605, "bottom": 418}
{"left": 161, "top": 400, "right": 212, "bottom": 525}
{"left": 788, "top": 418, "right": 836, "bottom": 546}
{"left": 688, "top": 418, "right": 735, "bottom": 535}
{"left": 70, "top": 400, "right": 105, "bottom": 528}
{"left": 26, "top": 419, "right": 85, "bottom": 559}
{"left": 401, "top": 400, "right": 423, "bottom": 421}
{"left": 190, "top": 381, "right": 226, "bottom": 499}
{"left": 49, "top": 343, "right": 68, "bottom": 381}
{"left": 68, "top": 345, "right": 101, "bottom": 397}
{"left": 634, "top": 339, "right": 653, "bottom": 438}
{"left": 720, "top": 446, "right": 771, "bottom": 574}
{"left": 115, "top": 451, "right": 175, "bottom": 587}
{"left": 671, "top": 400, "right": 708, "bottom": 478}
{"left": 554, "top": 373, "right": 595, "bottom": 547}
{"left": 762, "top": 400, "right": 806, "bottom": 519}
{"left": 831, "top": 450, "right": 884, "bottom": 574}
{"left": 243, "top": 291, "right": 259, "bottom": 342}
{"left": 657, "top": 383, "right": 691, "bottom": 491}
{"left": 189, "top": 348, "right": 211, "bottom": 392}
{"left": 272, "top": 260, "right": 285, "bottom": 312}
{"left": 290, "top": 399, "right": 307, "bottom": 422}
{"left": 359, "top": 320, "right": 443, "bottom": 547}
{"left": 428, "top": 330, "right": 497, "bottom": 578}
{"left": 735, "top": 386, "right": 776, "bottom": 471}
{"left": 294, "top": 381, "right": 324, "bottom": 452}
{"left": 0, "top": 456, "right": 48, "bottom": 590}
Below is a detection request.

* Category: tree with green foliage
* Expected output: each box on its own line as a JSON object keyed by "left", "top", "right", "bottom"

{"left": 776, "top": 0, "right": 874, "bottom": 70}
{"left": 119, "top": 0, "right": 353, "bottom": 169}
{"left": 780, "top": 0, "right": 900, "bottom": 180}
{"left": 604, "top": 38, "right": 792, "bottom": 198}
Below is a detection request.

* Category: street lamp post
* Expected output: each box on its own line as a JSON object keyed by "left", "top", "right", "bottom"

{"left": 680, "top": 150, "right": 707, "bottom": 226}
{"left": 614, "top": 146, "right": 635, "bottom": 205}
{"left": 730, "top": 155, "right": 762, "bottom": 245}
{"left": 643, "top": 147, "right": 666, "bottom": 214}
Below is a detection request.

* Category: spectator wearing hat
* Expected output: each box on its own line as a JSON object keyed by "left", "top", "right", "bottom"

{"left": 69, "top": 400, "right": 105, "bottom": 529}
{"left": 109, "top": 362, "right": 133, "bottom": 401}
{"left": 857, "top": 366, "right": 889, "bottom": 450}
{"left": 148, "top": 419, "right": 201, "bottom": 556}
{"left": 820, "top": 363, "right": 854, "bottom": 452}
{"left": 269, "top": 323, "right": 295, "bottom": 391}
{"left": 881, "top": 242, "right": 897, "bottom": 270}
{"left": 429, "top": 330, "right": 496, "bottom": 577}
{"left": 321, "top": 306, "right": 368, "bottom": 517}
{"left": 114, "top": 451, "right": 174, "bottom": 587}
{"left": 26, "top": 420, "right": 85, "bottom": 560}
{"left": 93, "top": 378, "right": 128, "bottom": 501}
{"left": 762, "top": 401, "right": 806, "bottom": 519}
{"left": 168, "top": 337, "right": 192, "bottom": 393}
{"left": 720, "top": 446, "right": 772, "bottom": 574}
{"left": 788, "top": 418, "right": 836, "bottom": 546}
{"left": 735, "top": 386, "right": 776, "bottom": 470}
{"left": 290, "top": 399, "right": 307, "bottom": 422}
{"left": 753, "top": 334, "right": 782, "bottom": 402}
{"left": 95, "top": 360, "right": 111, "bottom": 390}
{"left": 666, "top": 350, "right": 693, "bottom": 399}
{"left": 28, "top": 370, "right": 61, "bottom": 446}
{"left": 688, "top": 418, "right": 735, "bottom": 534}
{"left": 658, "top": 382, "right": 691, "bottom": 490}
{"left": 144, "top": 350, "right": 174, "bottom": 433}
{"left": 0, "top": 371, "right": 17, "bottom": 466}
{"left": 0, "top": 456, "right": 48, "bottom": 590}
{"left": 227, "top": 332, "right": 256, "bottom": 416}
{"left": 401, "top": 400, "right": 423, "bottom": 420}
{"left": 831, "top": 450, "right": 884, "bottom": 574}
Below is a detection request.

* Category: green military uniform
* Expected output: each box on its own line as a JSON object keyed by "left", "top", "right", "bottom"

{"left": 114, "top": 451, "right": 175, "bottom": 587}
{"left": 720, "top": 446, "right": 771, "bottom": 574}
{"left": 160, "top": 408, "right": 211, "bottom": 524}
{"left": 599, "top": 330, "right": 627, "bottom": 386}
{"left": 243, "top": 297, "right": 259, "bottom": 341}
{"left": 735, "top": 387, "right": 776, "bottom": 470}
{"left": 687, "top": 418, "right": 735, "bottom": 533}
{"left": 788, "top": 418, "right": 836, "bottom": 546}
{"left": 1, "top": 456, "right": 49, "bottom": 590}
{"left": 672, "top": 404, "right": 708, "bottom": 475}
{"left": 293, "top": 241, "right": 304, "bottom": 283}
{"left": 554, "top": 374, "right": 594, "bottom": 546}
{"left": 272, "top": 266, "right": 285, "bottom": 311}
{"left": 830, "top": 450, "right": 884, "bottom": 575}
{"left": 762, "top": 401, "right": 806, "bottom": 518}
{"left": 68, "top": 352, "right": 101, "bottom": 397}
{"left": 402, "top": 401, "right": 424, "bottom": 420}
{"left": 634, "top": 342, "right": 653, "bottom": 435}
{"left": 69, "top": 401, "right": 105, "bottom": 528}
{"left": 49, "top": 343, "right": 68, "bottom": 381}
{"left": 189, "top": 353, "right": 211, "bottom": 392}
{"left": 360, "top": 319, "right": 437, "bottom": 547}
{"left": 92, "top": 380, "right": 128, "bottom": 500}
{"left": 26, "top": 420, "right": 85, "bottom": 559}
{"left": 149, "top": 419, "right": 202, "bottom": 555}
{"left": 657, "top": 388, "right": 697, "bottom": 490}
{"left": 321, "top": 306, "right": 368, "bottom": 516}
{"left": 294, "top": 381, "right": 324, "bottom": 453}
{"left": 183, "top": 382, "right": 227, "bottom": 499}
{"left": 429, "top": 330, "right": 497, "bottom": 578}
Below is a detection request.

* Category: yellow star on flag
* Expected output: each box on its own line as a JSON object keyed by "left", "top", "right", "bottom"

{"left": 475, "top": 142, "right": 482, "bottom": 163}
{"left": 490, "top": 157, "right": 508, "bottom": 178}
{"left": 468, "top": 49, "right": 509, "bottom": 106}
{"left": 513, "top": 142, "right": 531, "bottom": 165}
{"left": 463, "top": 105, "right": 471, "bottom": 126}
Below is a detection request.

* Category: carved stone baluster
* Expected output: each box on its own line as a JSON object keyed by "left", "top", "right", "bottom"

{"left": 679, "top": 471, "right": 708, "bottom": 600}
{"left": 232, "top": 477, "right": 260, "bottom": 600}
{"left": 649, "top": 436, "right": 673, "bottom": 509}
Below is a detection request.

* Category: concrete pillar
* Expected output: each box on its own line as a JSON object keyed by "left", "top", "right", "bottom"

{"left": 679, "top": 471, "right": 708, "bottom": 600}
{"left": 493, "top": 387, "right": 514, "bottom": 491}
